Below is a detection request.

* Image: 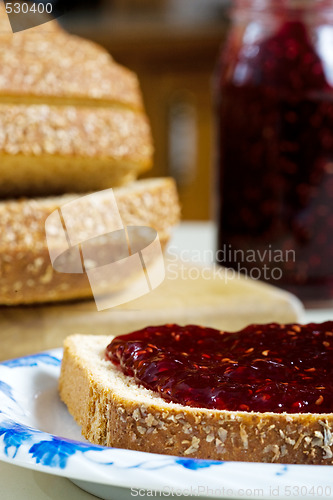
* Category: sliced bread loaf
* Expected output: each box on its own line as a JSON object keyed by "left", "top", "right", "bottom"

{"left": 59, "top": 333, "right": 333, "bottom": 464}
{"left": 0, "top": 177, "right": 179, "bottom": 305}
{"left": 0, "top": 3, "right": 152, "bottom": 197}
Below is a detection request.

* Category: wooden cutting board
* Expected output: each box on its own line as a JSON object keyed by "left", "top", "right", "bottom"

{"left": 0, "top": 261, "right": 303, "bottom": 361}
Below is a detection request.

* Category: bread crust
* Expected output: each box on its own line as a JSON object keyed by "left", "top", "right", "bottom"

{"left": 59, "top": 334, "right": 333, "bottom": 465}
{"left": 0, "top": 104, "right": 151, "bottom": 159}
{"left": 0, "top": 29, "right": 143, "bottom": 109}
{"left": 0, "top": 9, "right": 152, "bottom": 196}
{"left": 0, "top": 104, "right": 152, "bottom": 196}
{"left": 0, "top": 178, "right": 180, "bottom": 305}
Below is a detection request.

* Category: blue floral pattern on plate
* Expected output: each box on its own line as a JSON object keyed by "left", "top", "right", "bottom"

{"left": 0, "top": 350, "right": 225, "bottom": 483}
{"left": 0, "top": 349, "right": 330, "bottom": 499}
{"left": 2, "top": 353, "right": 61, "bottom": 368}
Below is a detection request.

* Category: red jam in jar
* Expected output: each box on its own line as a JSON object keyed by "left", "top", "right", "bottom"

{"left": 215, "top": 1, "right": 333, "bottom": 303}
{"left": 105, "top": 323, "right": 333, "bottom": 413}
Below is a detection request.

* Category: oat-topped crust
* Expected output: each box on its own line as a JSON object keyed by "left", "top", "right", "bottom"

{"left": 0, "top": 4, "right": 151, "bottom": 196}
{"left": 0, "top": 104, "right": 152, "bottom": 159}
{"left": 0, "top": 178, "right": 180, "bottom": 305}
{"left": 0, "top": 15, "right": 142, "bottom": 109}
{"left": 0, "top": 178, "right": 179, "bottom": 250}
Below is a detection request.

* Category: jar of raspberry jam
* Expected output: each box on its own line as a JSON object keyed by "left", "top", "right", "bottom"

{"left": 215, "top": 0, "right": 333, "bottom": 304}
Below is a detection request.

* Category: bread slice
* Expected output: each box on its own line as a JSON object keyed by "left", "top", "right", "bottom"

{"left": 0, "top": 15, "right": 142, "bottom": 109}
{"left": 0, "top": 8, "right": 152, "bottom": 197}
{"left": 0, "top": 103, "right": 152, "bottom": 197}
{"left": 59, "top": 334, "right": 333, "bottom": 465}
{"left": 0, "top": 178, "right": 180, "bottom": 305}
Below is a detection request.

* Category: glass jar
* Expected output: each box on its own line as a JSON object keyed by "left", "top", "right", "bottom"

{"left": 215, "top": 0, "right": 333, "bottom": 305}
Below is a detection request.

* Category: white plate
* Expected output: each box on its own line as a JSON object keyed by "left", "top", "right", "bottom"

{"left": 0, "top": 350, "right": 333, "bottom": 500}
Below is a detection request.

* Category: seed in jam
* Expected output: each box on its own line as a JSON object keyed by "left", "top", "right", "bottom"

{"left": 105, "top": 322, "right": 333, "bottom": 414}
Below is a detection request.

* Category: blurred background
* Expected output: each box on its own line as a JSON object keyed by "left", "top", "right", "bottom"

{"left": 40, "top": 0, "right": 333, "bottom": 302}
{"left": 57, "top": 0, "right": 229, "bottom": 220}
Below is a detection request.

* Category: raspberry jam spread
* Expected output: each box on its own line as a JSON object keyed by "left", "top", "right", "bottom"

{"left": 105, "top": 323, "right": 333, "bottom": 414}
